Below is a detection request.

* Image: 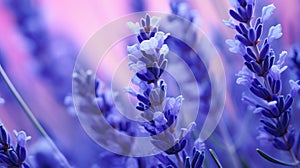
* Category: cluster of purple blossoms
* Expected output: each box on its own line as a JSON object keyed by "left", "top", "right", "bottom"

{"left": 126, "top": 14, "right": 205, "bottom": 167}
{"left": 225, "top": 0, "right": 300, "bottom": 166}
{"left": 0, "top": 121, "right": 31, "bottom": 167}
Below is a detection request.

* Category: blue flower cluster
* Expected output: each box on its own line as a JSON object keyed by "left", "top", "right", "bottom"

{"left": 0, "top": 122, "right": 31, "bottom": 168}
{"left": 126, "top": 13, "right": 205, "bottom": 167}
{"left": 225, "top": 0, "right": 300, "bottom": 165}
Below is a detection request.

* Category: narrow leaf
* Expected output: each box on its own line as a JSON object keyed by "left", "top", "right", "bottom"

{"left": 256, "top": 148, "right": 299, "bottom": 166}
{"left": 209, "top": 149, "right": 223, "bottom": 168}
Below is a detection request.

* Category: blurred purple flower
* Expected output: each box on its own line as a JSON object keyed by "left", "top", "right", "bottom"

{"left": 5, "top": 0, "right": 78, "bottom": 102}
{"left": 29, "top": 138, "right": 65, "bottom": 168}
{"left": 72, "top": 69, "right": 137, "bottom": 152}
{"left": 289, "top": 80, "right": 300, "bottom": 97}
{"left": 162, "top": 0, "right": 211, "bottom": 122}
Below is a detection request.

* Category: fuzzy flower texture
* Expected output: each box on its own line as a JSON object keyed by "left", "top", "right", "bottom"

{"left": 126, "top": 14, "right": 204, "bottom": 167}
{"left": 225, "top": 0, "right": 300, "bottom": 165}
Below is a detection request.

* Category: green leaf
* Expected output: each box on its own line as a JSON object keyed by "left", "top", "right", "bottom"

{"left": 209, "top": 148, "right": 223, "bottom": 168}
{"left": 256, "top": 148, "right": 299, "bottom": 166}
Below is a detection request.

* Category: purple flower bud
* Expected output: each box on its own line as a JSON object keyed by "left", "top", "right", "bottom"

{"left": 246, "top": 47, "right": 256, "bottom": 59}
{"left": 8, "top": 149, "right": 19, "bottom": 164}
{"left": 236, "top": 34, "right": 252, "bottom": 46}
{"left": 0, "top": 125, "right": 10, "bottom": 145}
{"left": 229, "top": 9, "right": 245, "bottom": 23}
{"left": 255, "top": 24, "right": 263, "bottom": 41}
{"left": 246, "top": 4, "right": 253, "bottom": 19}
{"left": 259, "top": 44, "right": 269, "bottom": 60}
{"left": 248, "top": 28, "right": 256, "bottom": 44}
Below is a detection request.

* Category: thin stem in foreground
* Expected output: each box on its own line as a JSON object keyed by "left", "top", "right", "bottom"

{"left": 175, "top": 152, "right": 184, "bottom": 168}
{"left": 0, "top": 65, "right": 71, "bottom": 168}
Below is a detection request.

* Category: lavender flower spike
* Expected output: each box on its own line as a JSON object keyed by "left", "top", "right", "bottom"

{"left": 126, "top": 14, "right": 198, "bottom": 168}
{"left": 226, "top": 0, "right": 300, "bottom": 166}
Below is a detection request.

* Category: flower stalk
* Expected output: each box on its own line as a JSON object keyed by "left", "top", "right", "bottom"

{"left": 0, "top": 64, "right": 71, "bottom": 168}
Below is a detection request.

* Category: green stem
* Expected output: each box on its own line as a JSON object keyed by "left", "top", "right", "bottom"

{"left": 0, "top": 65, "right": 71, "bottom": 168}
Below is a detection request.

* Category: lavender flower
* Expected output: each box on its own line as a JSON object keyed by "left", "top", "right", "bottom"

{"left": 72, "top": 69, "right": 136, "bottom": 155}
{"left": 127, "top": 13, "right": 187, "bottom": 154}
{"left": 0, "top": 123, "right": 31, "bottom": 168}
{"left": 169, "top": 0, "right": 199, "bottom": 24}
{"left": 126, "top": 13, "right": 207, "bottom": 168}
{"left": 226, "top": 0, "right": 300, "bottom": 166}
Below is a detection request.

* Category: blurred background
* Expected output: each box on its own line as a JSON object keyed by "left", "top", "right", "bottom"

{"left": 0, "top": 0, "right": 300, "bottom": 167}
